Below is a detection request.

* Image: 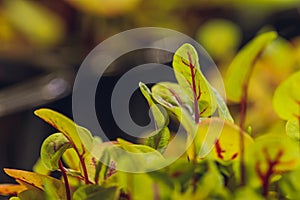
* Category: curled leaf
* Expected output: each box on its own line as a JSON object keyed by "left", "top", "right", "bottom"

{"left": 151, "top": 82, "right": 196, "bottom": 134}
{"left": 34, "top": 108, "right": 94, "bottom": 154}
{"left": 41, "top": 133, "right": 71, "bottom": 171}
{"left": 139, "top": 82, "right": 170, "bottom": 153}
{"left": 144, "top": 127, "right": 170, "bottom": 154}
{"left": 139, "top": 82, "right": 168, "bottom": 129}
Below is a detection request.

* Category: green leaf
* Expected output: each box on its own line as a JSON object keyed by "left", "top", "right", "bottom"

{"left": 34, "top": 108, "right": 94, "bottom": 154}
{"left": 166, "top": 159, "right": 198, "bottom": 192}
{"left": 4, "top": 169, "right": 66, "bottom": 199}
{"left": 9, "top": 197, "right": 21, "bottom": 200}
{"left": 233, "top": 187, "right": 264, "bottom": 200}
{"left": 117, "top": 172, "right": 154, "bottom": 199}
{"left": 279, "top": 168, "right": 300, "bottom": 199}
{"left": 100, "top": 139, "right": 165, "bottom": 172}
{"left": 18, "top": 189, "right": 45, "bottom": 200}
{"left": 145, "top": 126, "right": 170, "bottom": 154}
{"left": 44, "top": 179, "right": 61, "bottom": 200}
{"left": 73, "top": 185, "right": 119, "bottom": 200}
{"left": 83, "top": 152, "right": 104, "bottom": 184}
{"left": 117, "top": 138, "right": 164, "bottom": 156}
{"left": 139, "top": 82, "right": 168, "bottom": 129}
{"left": 152, "top": 82, "right": 193, "bottom": 113}
{"left": 94, "top": 151, "right": 110, "bottom": 184}
{"left": 212, "top": 87, "right": 234, "bottom": 122}
{"left": 119, "top": 170, "right": 177, "bottom": 200}
{"left": 245, "top": 134, "right": 300, "bottom": 188}
{"left": 286, "top": 119, "right": 300, "bottom": 141}
{"left": 273, "top": 71, "right": 300, "bottom": 120}
{"left": 193, "top": 160, "right": 229, "bottom": 199}
{"left": 151, "top": 82, "right": 196, "bottom": 134}
{"left": 33, "top": 158, "right": 50, "bottom": 175}
{"left": 171, "top": 160, "right": 230, "bottom": 199}
{"left": 139, "top": 82, "right": 171, "bottom": 153}
{"left": 193, "top": 118, "right": 253, "bottom": 161}
{"left": 62, "top": 148, "right": 80, "bottom": 171}
{"left": 173, "top": 43, "right": 217, "bottom": 116}
{"left": 225, "top": 31, "right": 277, "bottom": 102}
{"left": 40, "top": 133, "right": 71, "bottom": 171}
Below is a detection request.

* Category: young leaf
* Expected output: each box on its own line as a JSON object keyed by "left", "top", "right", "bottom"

{"left": 152, "top": 82, "right": 194, "bottom": 114}
{"left": 151, "top": 82, "right": 196, "bottom": 134}
{"left": 173, "top": 43, "right": 217, "bottom": 117}
{"left": 144, "top": 126, "right": 170, "bottom": 154}
{"left": 3, "top": 169, "right": 66, "bottom": 199}
{"left": 212, "top": 87, "right": 234, "bottom": 122}
{"left": 34, "top": 109, "right": 94, "bottom": 154}
{"left": 139, "top": 82, "right": 170, "bottom": 153}
{"left": 72, "top": 185, "right": 119, "bottom": 200}
{"left": 273, "top": 71, "right": 300, "bottom": 120}
{"left": 139, "top": 82, "right": 167, "bottom": 129}
{"left": 226, "top": 31, "right": 277, "bottom": 102}
{"left": 40, "top": 133, "right": 71, "bottom": 171}
{"left": 193, "top": 118, "right": 253, "bottom": 161}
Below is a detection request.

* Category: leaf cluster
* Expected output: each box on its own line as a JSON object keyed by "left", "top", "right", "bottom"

{"left": 1, "top": 32, "right": 300, "bottom": 200}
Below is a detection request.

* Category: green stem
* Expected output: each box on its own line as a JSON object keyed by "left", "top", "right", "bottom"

{"left": 59, "top": 160, "right": 71, "bottom": 200}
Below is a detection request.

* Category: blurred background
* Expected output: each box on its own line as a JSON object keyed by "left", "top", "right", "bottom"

{"left": 0, "top": 0, "right": 300, "bottom": 185}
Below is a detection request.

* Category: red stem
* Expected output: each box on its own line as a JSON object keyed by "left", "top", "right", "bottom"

{"left": 73, "top": 145, "right": 90, "bottom": 184}
{"left": 59, "top": 160, "right": 71, "bottom": 200}
{"left": 256, "top": 150, "right": 283, "bottom": 197}
{"left": 239, "top": 83, "right": 247, "bottom": 186}
{"left": 186, "top": 52, "right": 200, "bottom": 191}
{"left": 187, "top": 52, "right": 200, "bottom": 124}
